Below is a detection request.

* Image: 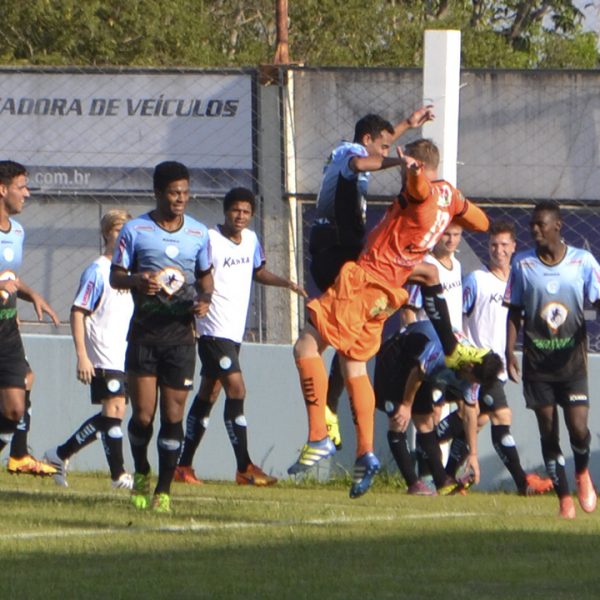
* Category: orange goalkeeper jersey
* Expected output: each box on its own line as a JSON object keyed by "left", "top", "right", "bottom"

{"left": 357, "top": 169, "right": 485, "bottom": 287}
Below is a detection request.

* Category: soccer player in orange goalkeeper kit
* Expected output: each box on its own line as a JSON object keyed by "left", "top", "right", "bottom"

{"left": 289, "top": 139, "right": 490, "bottom": 498}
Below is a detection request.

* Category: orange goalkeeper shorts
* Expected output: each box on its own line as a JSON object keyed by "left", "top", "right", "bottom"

{"left": 307, "top": 261, "right": 408, "bottom": 361}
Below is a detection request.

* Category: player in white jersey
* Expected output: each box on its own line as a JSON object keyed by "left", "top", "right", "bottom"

{"left": 437, "top": 221, "right": 552, "bottom": 495}
{"left": 400, "top": 222, "right": 463, "bottom": 482}
{"left": 44, "top": 210, "right": 135, "bottom": 490}
{"left": 175, "top": 187, "right": 306, "bottom": 486}
{"left": 401, "top": 222, "right": 464, "bottom": 330}
{"left": 506, "top": 201, "right": 600, "bottom": 519}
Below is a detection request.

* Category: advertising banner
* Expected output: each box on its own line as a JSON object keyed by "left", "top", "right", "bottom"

{"left": 0, "top": 70, "right": 254, "bottom": 194}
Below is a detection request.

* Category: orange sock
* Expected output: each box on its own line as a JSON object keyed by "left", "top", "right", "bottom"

{"left": 346, "top": 374, "right": 375, "bottom": 457}
{"left": 295, "top": 356, "right": 328, "bottom": 441}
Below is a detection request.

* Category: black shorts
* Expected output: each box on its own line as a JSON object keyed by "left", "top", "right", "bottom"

{"left": 197, "top": 336, "right": 241, "bottom": 378}
{"left": 0, "top": 337, "right": 28, "bottom": 389}
{"left": 374, "top": 331, "right": 441, "bottom": 416}
{"left": 523, "top": 377, "right": 589, "bottom": 410}
{"left": 90, "top": 369, "right": 128, "bottom": 404}
{"left": 478, "top": 378, "right": 508, "bottom": 414}
{"left": 126, "top": 343, "right": 195, "bottom": 390}
{"left": 309, "top": 246, "right": 361, "bottom": 293}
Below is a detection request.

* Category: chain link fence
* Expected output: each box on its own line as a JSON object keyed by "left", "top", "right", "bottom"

{"left": 288, "top": 67, "right": 600, "bottom": 350}
{"left": 4, "top": 65, "right": 600, "bottom": 348}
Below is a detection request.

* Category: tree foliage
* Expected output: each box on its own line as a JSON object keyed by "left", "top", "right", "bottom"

{"left": 0, "top": 0, "right": 596, "bottom": 69}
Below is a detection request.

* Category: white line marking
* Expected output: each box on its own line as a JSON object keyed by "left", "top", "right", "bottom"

{"left": 1, "top": 511, "right": 489, "bottom": 542}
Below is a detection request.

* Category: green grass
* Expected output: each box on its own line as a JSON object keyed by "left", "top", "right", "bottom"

{"left": 2, "top": 471, "right": 600, "bottom": 599}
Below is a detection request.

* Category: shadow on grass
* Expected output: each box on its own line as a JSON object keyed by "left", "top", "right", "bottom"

{"left": 3, "top": 519, "right": 600, "bottom": 599}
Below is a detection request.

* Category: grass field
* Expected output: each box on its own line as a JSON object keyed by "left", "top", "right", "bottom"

{"left": 2, "top": 470, "right": 600, "bottom": 599}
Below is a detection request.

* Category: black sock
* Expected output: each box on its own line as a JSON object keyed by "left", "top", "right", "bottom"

{"left": 491, "top": 424, "right": 527, "bottom": 492}
{"left": 416, "top": 431, "right": 448, "bottom": 488}
{"left": 445, "top": 433, "right": 469, "bottom": 478}
{"left": 57, "top": 412, "right": 104, "bottom": 460}
{"left": 10, "top": 391, "right": 31, "bottom": 459}
{"left": 415, "top": 439, "right": 431, "bottom": 478}
{"left": 326, "top": 353, "right": 344, "bottom": 414}
{"left": 156, "top": 421, "right": 183, "bottom": 495}
{"left": 421, "top": 284, "right": 457, "bottom": 355}
{"left": 541, "top": 436, "right": 570, "bottom": 497}
{"left": 179, "top": 394, "right": 214, "bottom": 466}
{"left": 0, "top": 414, "right": 19, "bottom": 453}
{"left": 436, "top": 411, "right": 464, "bottom": 443}
{"left": 100, "top": 417, "right": 126, "bottom": 480}
{"left": 128, "top": 418, "right": 153, "bottom": 476}
{"left": 387, "top": 430, "right": 418, "bottom": 486}
{"left": 224, "top": 398, "right": 251, "bottom": 472}
{"left": 571, "top": 431, "right": 591, "bottom": 474}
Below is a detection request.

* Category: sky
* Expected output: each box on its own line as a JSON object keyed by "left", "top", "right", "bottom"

{"left": 576, "top": 0, "right": 599, "bottom": 33}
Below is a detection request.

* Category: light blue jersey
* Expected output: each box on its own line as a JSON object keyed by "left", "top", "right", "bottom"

{"left": 112, "top": 212, "right": 211, "bottom": 345}
{"left": 310, "top": 142, "right": 370, "bottom": 254}
{"left": 0, "top": 218, "right": 24, "bottom": 339}
{"left": 505, "top": 245, "right": 600, "bottom": 381}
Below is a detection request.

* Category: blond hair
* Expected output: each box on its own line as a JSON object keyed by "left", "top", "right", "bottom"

{"left": 101, "top": 209, "right": 132, "bottom": 242}
{"left": 404, "top": 138, "right": 440, "bottom": 169}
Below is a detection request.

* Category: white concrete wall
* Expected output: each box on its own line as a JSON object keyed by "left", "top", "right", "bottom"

{"left": 20, "top": 334, "right": 600, "bottom": 491}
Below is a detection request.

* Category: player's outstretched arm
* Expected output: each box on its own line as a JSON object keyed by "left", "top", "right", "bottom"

{"left": 17, "top": 280, "right": 60, "bottom": 325}
{"left": 253, "top": 266, "right": 307, "bottom": 297}
{"left": 452, "top": 201, "right": 489, "bottom": 233}
{"left": 393, "top": 105, "right": 435, "bottom": 140}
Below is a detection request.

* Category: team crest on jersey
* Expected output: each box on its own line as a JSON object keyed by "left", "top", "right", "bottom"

{"left": 369, "top": 296, "right": 394, "bottom": 318}
{"left": 2, "top": 247, "right": 14, "bottom": 262}
{"left": 546, "top": 279, "right": 560, "bottom": 294}
{"left": 540, "top": 301, "right": 568, "bottom": 333}
{"left": 156, "top": 267, "right": 185, "bottom": 296}
{"left": 436, "top": 184, "right": 452, "bottom": 207}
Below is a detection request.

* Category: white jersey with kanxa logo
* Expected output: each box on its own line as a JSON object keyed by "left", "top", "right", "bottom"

{"left": 463, "top": 266, "right": 509, "bottom": 380}
{"left": 196, "top": 227, "right": 264, "bottom": 343}
{"left": 406, "top": 253, "right": 463, "bottom": 333}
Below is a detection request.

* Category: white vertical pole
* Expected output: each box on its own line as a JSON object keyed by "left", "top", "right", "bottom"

{"left": 422, "top": 30, "right": 461, "bottom": 186}
{"left": 422, "top": 30, "right": 462, "bottom": 469}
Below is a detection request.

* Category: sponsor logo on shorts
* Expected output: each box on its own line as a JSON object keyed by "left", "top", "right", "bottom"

{"left": 106, "top": 378, "right": 121, "bottom": 393}
{"left": 219, "top": 356, "right": 233, "bottom": 370}
{"left": 569, "top": 393, "right": 588, "bottom": 402}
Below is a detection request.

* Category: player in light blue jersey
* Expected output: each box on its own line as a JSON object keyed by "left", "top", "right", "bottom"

{"left": 506, "top": 200, "right": 600, "bottom": 519}
{"left": 436, "top": 221, "right": 552, "bottom": 496}
{"left": 110, "top": 161, "right": 213, "bottom": 513}
{"left": 374, "top": 319, "right": 503, "bottom": 495}
{"left": 0, "top": 160, "right": 59, "bottom": 475}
